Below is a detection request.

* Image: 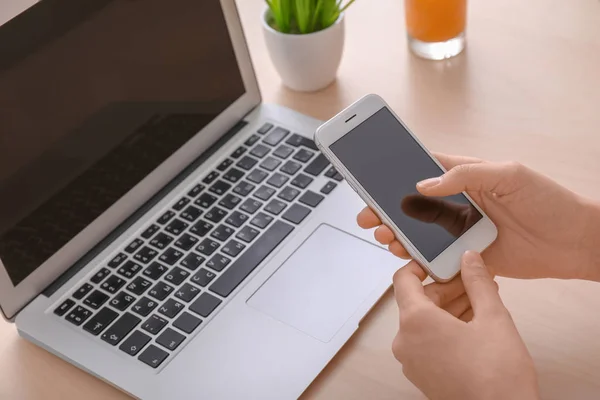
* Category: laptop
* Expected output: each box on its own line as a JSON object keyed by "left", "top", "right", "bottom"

{"left": 0, "top": 0, "right": 403, "bottom": 398}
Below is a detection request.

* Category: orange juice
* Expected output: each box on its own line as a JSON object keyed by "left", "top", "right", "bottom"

{"left": 405, "top": 0, "right": 467, "bottom": 43}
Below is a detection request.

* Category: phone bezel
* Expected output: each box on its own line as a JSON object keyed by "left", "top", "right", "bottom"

{"left": 314, "top": 94, "right": 497, "bottom": 282}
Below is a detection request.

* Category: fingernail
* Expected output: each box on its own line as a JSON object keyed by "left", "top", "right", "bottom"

{"left": 463, "top": 251, "right": 483, "bottom": 267}
{"left": 417, "top": 177, "right": 441, "bottom": 189}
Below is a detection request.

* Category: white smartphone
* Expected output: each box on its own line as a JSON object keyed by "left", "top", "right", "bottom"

{"left": 314, "top": 94, "right": 497, "bottom": 282}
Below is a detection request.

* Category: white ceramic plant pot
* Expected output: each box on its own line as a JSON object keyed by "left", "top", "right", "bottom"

{"left": 262, "top": 9, "right": 345, "bottom": 92}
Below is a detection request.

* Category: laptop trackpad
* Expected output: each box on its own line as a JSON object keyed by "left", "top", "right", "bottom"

{"left": 247, "top": 224, "right": 394, "bottom": 342}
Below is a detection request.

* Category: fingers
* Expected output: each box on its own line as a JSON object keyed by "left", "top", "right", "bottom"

{"left": 458, "top": 308, "right": 474, "bottom": 322}
{"left": 393, "top": 261, "right": 428, "bottom": 310}
{"left": 374, "top": 225, "right": 395, "bottom": 244}
{"left": 388, "top": 241, "right": 412, "bottom": 259}
{"left": 460, "top": 251, "right": 505, "bottom": 318}
{"left": 357, "top": 207, "right": 381, "bottom": 229}
{"left": 443, "top": 294, "right": 472, "bottom": 319}
{"left": 431, "top": 152, "right": 484, "bottom": 170}
{"left": 424, "top": 277, "right": 465, "bottom": 308}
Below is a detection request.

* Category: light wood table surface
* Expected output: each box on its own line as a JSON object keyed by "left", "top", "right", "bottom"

{"left": 2, "top": 0, "right": 600, "bottom": 399}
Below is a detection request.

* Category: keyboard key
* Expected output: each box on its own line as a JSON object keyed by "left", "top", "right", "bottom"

{"left": 159, "top": 248, "right": 184, "bottom": 266}
{"left": 202, "top": 171, "right": 219, "bottom": 185}
{"left": 119, "top": 330, "right": 151, "bottom": 356}
{"left": 299, "top": 190, "right": 325, "bottom": 207}
{"left": 142, "top": 314, "right": 168, "bottom": 335}
{"left": 110, "top": 291, "right": 137, "bottom": 311}
{"left": 138, "top": 345, "right": 169, "bottom": 368}
{"left": 209, "top": 180, "right": 231, "bottom": 196}
{"left": 230, "top": 146, "right": 247, "bottom": 159}
{"left": 205, "top": 207, "right": 227, "bottom": 223}
{"left": 263, "top": 127, "right": 290, "bottom": 146}
{"left": 164, "top": 267, "right": 190, "bottom": 286}
{"left": 196, "top": 238, "right": 220, "bottom": 256}
{"left": 180, "top": 252, "right": 205, "bottom": 271}
{"left": 273, "top": 144, "right": 294, "bottom": 159}
{"left": 210, "top": 221, "right": 294, "bottom": 297}
{"left": 195, "top": 193, "right": 218, "bottom": 209}
{"left": 187, "top": 184, "right": 205, "bottom": 198}
{"left": 180, "top": 206, "right": 202, "bottom": 223}
{"left": 222, "top": 240, "right": 246, "bottom": 258}
{"left": 191, "top": 268, "right": 216, "bottom": 287}
{"left": 73, "top": 283, "right": 93, "bottom": 300}
{"left": 304, "top": 154, "right": 330, "bottom": 176}
{"left": 321, "top": 181, "right": 337, "bottom": 194}
{"left": 223, "top": 168, "right": 245, "bottom": 183}
{"left": 165, "top": 219, "right": 189, "bottom": 236}
{"left": 125, "top": 238, "right": 144, "bottom": 254}
{"left": 293, "top": 148, "right": 315, "bottom": 163}
{"left": 250, "top": 144, "right": 270, "bottom": 159}
{"left": 267, "top": 173, "right": 289, "bottom": 188}
{"left": 245, "top": 134, "right": 260, "bottom": 146}
{"left": 218, "top": 193, "right": 241, "bottom": 210}
{"left": 282, "top": 203, "right": 312, "bottom": 224}
{"left": 233, "top": 181, "right": 255, "bottom": 197}
{"left": 260, "top": 156, "right": 281, "bottom": 171}
{"left": 285, "top": 133, "right": 319, "bottom": 150}
{"left": 206, "top": 254, "right": 231, "bottom": 272}
{"left": 141, "top": 224, "right": 160, "bottom": 239}
{"left": 101, "top": 275, "right": 126, "bottom": 294}
{"left": 240, "top": 198, "right": 263, "bottom": 214}
{"left": 175, "top": 283, "right": 201, "bottom": 302}
{"left": 253, "top": 185, "right": 276, "bottom": 201}
{"left": 102, "top": 313, "right": 141, "bottom": 345}
{"left": 158, "top": 298, "right": 185, "bottom": 318}
{"left": 84, "top": 290, "right": 110, "bottom": 309}
{"left": 172, "top": 197, "right": 191, "bottom": 212}
{"left": 132, "top": 297, "right": 159, "bottom": 317}
{"left": 148, "top": 281, "right": 174, "bottom": 301}
{"left": 257, "top": 122, "right": 273, "bottom": 134}
{"left": 278, "top": 186, "right": 300, "bottom": 202}
{"left": 250, "top": 212, "right": 274, "bottom": 229}
{"left": 189, "top": 293, "right": 222, "bottom": 318}
{"left": 236, "top": 225, "right": 261, "bottom": 243}
{"left": 173, "top": 312, "right": 202, "bottom": 334}
{"left": 333, "top": 172, "right": 344, "bottom": 181}
{"left": 143, "top": 262, "right": 169, "bottom": 280}
{"left": 265, "top": 199, "right": 287, "bottom": 215}
{"left": 226, "top": 211, "right": 249, "bottom": 228}
{"left": 83, "top": 307, "right": 118, "bottom": 336}
{"left": 325, "top": 166, "right": 337, "bottom": 178}
{"left": 237, "top": 155, "right": 258, "bottom": 170}
{"left": 117, "top": 260, "right": 143, "bottom": 279}
{"left": 247, "top": 169, "right": 268, "bottom": 183}
{"left": 211, "top": 224, "right": 234, "bottom": 241}
{"left": 190, "top": 220, "right": 213, "bottom": 237}
{"left": 157, "top": 210, "right": 176, "bottom": 225}
{"left": 280, "top": 160, "right": 302, "bottom": 176}
{"left": 216, "top": 158, "right": 234, "bottom": 172}
{"left": 127, "top": 277, "right": 152, "bottom": 296}
{"left": 65, "top": 306, "right": 92, "bottom": 326}
{"left": 54, "top": 299, "right": 75, "bottom": 316}
{"left": 90, "top": 267, "right": 111, "bottom": 284}
{"left": 157, "top": 328, "right": 186, "bottom": 351}
{"left": 174, "top": 233, "right": 199, "bottom": 251}
{"left": 291, "top": 173, "right": 313, "bottom": 189}
{"left": 134, "top": 246, "right": 159, "bottom": 264}
{"left": 108, "top": 252, "right": 127, "bottom": 268}
{"left": 149, "top": 232, "right": 174, "bottom": 250}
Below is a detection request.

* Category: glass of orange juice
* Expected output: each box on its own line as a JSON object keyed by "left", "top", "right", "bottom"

{"left": 405, "top": 0, "right": 467, "bottom": 60}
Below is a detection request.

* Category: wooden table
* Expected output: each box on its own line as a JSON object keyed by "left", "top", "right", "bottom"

{"left": 2, "top": 0, "right": 600, "bottom": 398}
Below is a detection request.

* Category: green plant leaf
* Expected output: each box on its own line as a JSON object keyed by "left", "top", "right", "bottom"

{"left": 266, "top": 0, "right": 354, "bottom": 34}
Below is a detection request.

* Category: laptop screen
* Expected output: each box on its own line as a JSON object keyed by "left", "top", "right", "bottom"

{"left": 0, "top": 0, "right": 246, "bottom": 286}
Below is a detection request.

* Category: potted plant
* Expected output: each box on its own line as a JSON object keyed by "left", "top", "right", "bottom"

{"left": 263, "top": 0, "right": 355, "bottom": 92}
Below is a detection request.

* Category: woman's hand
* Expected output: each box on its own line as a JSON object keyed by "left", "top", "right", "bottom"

{"left": 357, "top": 153, "right": 600, "bottom": 281}
{"left": 394, "top": 253, "right": 539, "bottom": 400}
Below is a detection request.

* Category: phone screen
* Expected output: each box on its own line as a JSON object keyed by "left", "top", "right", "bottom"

{"left": 330, "top": 107, "right": 482, "bottom": 261}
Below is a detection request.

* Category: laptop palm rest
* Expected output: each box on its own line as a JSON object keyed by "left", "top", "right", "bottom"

{"left": 247, "top": 224, "right": 394, "bottom": 342}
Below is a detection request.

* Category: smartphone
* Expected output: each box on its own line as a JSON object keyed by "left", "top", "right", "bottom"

{"left": 314, "top": 94, "right": 497, "bottom": 281}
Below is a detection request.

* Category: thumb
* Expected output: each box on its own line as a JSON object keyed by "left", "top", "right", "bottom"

{"left": 461, "top": 251, "right": 505, "bottom": 318}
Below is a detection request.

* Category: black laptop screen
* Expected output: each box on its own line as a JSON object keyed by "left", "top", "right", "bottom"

{"left": 0, "top": 0, "right": 246, "bottom": 285}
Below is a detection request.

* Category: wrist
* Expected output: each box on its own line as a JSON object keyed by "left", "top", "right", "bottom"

{"left": 580, "top": 198, "right": 600, "bottom": 282}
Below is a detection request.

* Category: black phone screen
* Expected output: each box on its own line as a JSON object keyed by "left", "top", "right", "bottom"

{"left": 330, "top": 107, "right": 482, "bottom": 261}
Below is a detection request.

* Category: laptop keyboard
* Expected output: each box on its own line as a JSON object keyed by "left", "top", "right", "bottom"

{"left": 51, "top": 123, "right": 343, "bottom": 369}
